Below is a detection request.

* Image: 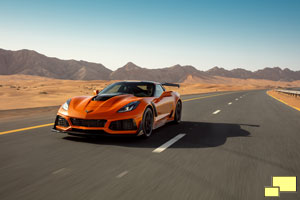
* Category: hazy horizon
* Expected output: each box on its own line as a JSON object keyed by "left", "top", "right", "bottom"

{"left": 2, "top": 47, "right": 300, "bottom": 72}
{"left": 1, "top": 0, "right": 299, "bottom": 71}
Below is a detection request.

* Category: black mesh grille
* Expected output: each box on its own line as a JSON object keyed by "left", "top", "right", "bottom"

{"left": 109, "top": 119, "right": 137, "bottom": 130}
{"left": 70, "top": 118, "right": 107, "bottom": 127}
{"left": 56, "top": 116, "right": 69, "bottom": 127}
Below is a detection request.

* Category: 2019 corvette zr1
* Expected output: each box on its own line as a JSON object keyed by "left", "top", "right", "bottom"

{"left": 52, "top": 81, "right": 182, "bottom": 138}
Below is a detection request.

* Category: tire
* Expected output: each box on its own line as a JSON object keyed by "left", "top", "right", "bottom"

{"left": 173, "top": 100, "right": 182, "bottom": 124}
{"left": 140, "top": 107, "right": 154, "bottom": 138}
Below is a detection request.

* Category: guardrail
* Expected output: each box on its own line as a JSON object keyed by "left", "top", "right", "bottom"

{"left": 276, "top": 89, "right": 300, "bottom": 97}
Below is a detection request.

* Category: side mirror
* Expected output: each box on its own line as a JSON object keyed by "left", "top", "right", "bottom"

{"left": 93, "top": 89, "right": 99, "bottom": 95}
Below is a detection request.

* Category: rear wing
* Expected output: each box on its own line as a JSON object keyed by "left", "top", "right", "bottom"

{"left": 161, "top": 83, "right": 180, "bottom": 88}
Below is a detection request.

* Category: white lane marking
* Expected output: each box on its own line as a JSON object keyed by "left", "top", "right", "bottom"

{"left": 52, "top": 168, "right": 67, "bottom": 175}
{"left": 235, "top": 98, "right": 239, "bottom": 100}
{"left": 116, "top": 171, "right": 128, "bottom": 178}
{"left": 240, "top": 96, "right": 242, "bottom": 98}
{"left": 212, "top": 110, "right": 221, "bottom": 114}
{"left": 153, "top": 134, "right": 186, "bottom": 153}
{"left": 228, "top": 102, "right": 232, "bottom": 105}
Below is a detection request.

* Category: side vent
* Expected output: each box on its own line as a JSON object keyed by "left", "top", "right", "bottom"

{"left": 151, "top": 102, "right": 158, "bottom": 117}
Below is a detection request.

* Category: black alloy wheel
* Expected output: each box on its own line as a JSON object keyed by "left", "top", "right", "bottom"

{"left": 174, "top": 100, "right": 182, "bottom": 124}
{"left": 141, "top": 108, "right": 154, "bottom": 138}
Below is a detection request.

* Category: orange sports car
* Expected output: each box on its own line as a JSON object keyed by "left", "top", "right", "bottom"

{"left": 52, "top": 81, "right": 182, "bottom": 138}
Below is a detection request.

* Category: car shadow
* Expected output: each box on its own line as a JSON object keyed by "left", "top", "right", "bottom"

{"left": 63, "top": 121, "right": 256, "bottom": 148}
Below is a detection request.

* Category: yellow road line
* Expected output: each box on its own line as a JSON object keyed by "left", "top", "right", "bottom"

{"left": 183, "top": 92, "right": 235, "bottom": 102}
{"left": 0, "top": 123, "right": 54, "bottom": 135}
{"left": 267, "top": 91, "right": 300, "bottom": 112}
{"left": 0, "top": 91, "right": 237, "bottom": 136}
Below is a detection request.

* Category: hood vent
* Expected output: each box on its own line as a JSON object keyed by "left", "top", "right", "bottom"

{"left": 93, "top": 93, "right": 121, "bottom": 101}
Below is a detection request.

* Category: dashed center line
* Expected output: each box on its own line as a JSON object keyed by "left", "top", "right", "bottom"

{"left": 116, "top": 171, "right": 128, "bottom": 178}
{"left": 52, "top": 168, "right": 69, "bottom": 175}
{"left": 153, "top": 134, "right": 186, "bottom": 153}
{"left": 212, "top": 110, "right": 221, "bottom": 114}
{"left": 235, "top": 98, "right": 239, "bottom": 101}
{"left": 228, "top": 102, "right": 232, "bottom": 105}
{"left": 182, "top": 92, "right": 235, "bottom": 102}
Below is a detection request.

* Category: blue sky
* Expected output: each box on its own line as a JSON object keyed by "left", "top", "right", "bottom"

{"left": 0, "top": 0, "right": 299, "bottom": 71}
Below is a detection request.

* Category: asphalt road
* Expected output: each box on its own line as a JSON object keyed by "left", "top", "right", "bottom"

{"left": 0, "top": 90, "right": 299, "bottom": 200}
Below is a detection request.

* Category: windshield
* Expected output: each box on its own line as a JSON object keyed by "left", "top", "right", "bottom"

{"left": 99, "top": 82, "right": 155, "bottom": 97}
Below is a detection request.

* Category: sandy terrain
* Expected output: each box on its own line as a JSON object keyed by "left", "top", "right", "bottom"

{"left": 267, "top": 90, "right": 300, "bottom": 111}
{"left": 0, "top": 75, "right": 117, "bottom": 110}
{"left": 1, "top": 74, "right": 300, "bottom": 111}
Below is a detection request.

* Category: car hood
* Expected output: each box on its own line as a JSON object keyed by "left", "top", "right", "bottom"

{"left": 67, "top": 93, "right": 141, "bottom": 118}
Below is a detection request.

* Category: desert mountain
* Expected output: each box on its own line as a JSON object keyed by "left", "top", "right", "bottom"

{"left": 0, "top": 48, "right": 300, "bottom": 82}
{"left": 207, "top": 67, "right": 253, "bottom": 79}
{"left": 0, "top": 49, "right": 112, "bottom": 80}
{"left": 253, "top": 67, "right": 300, "bottom": 81}
{"left": 207, "top": 66, "right": 300, "bottom": 81}
{"left": 110, "top": 62, "right": 210, "bottom": 83}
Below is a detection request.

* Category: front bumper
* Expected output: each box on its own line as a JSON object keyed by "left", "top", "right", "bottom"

{"left": 53, "top": 113, "right": 141, "bottom": 135}
{"left": 52, "top": 127, "right": 111, "bottom": 136}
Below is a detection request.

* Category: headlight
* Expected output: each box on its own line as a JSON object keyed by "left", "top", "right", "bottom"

{"left": 118, "top": 101, "right": 140, "bottom": 113}
{"left": 62, "top": 99, "right": 71, "bottom": 111}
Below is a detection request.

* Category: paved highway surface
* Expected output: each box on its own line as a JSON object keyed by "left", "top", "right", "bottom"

{"left": 0, "top": 90, "right": 299, "bottom": 200}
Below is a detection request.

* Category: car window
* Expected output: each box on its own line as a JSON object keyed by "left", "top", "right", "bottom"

{"left": 107, "top": 84, "right": 122, "bottom": 93}
{"left": 137, "top": 85, "right": 147, "bottom": 90}
{"left": 154, "top": 84, "right": 164, "bottom": 97}
{"left": 99, "top": 82, "right": 154, "bottom": 97}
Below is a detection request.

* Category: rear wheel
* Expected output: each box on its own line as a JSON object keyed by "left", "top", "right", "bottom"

{"left": 140, "top": 108, "right": 154, "bottom": 138}
{"left": 173, "top": 100, "right": 182, "bottom": 124}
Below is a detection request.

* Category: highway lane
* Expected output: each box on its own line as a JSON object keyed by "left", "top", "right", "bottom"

{"left": 0, "top": 90, "right": 300, "bottom": 200}
{"left": 0, "top": 107, "right": 58, "bottom": 133}
{"left": 0, "top": 91, "right": 234, "bottom": 132}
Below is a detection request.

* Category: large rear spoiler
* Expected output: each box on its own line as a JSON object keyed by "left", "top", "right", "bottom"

{"left": 161, "top": 83, "right": 180, "bottom": 88}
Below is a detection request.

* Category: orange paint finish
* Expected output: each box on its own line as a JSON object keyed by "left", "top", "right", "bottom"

{"left": 55, "top": 112, "right": 142, "bottom": 134}
{"left": 54, "top": 82, "right": 181, "bottom": 136}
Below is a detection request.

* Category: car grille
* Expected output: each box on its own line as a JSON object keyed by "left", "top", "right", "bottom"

{"left": 70, "top": 118, "right": 107, "bottom": 127}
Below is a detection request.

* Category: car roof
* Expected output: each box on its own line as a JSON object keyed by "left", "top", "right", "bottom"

{"left": 116, "top": 80, "right": 160, "bottom": 85}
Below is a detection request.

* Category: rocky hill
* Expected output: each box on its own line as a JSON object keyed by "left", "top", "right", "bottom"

{"left": 1, "top": 48, "right": 300, "bottom": 82}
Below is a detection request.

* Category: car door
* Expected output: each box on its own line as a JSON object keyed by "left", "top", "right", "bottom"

{"left": 153, "top": 84, "right": 173, "bottom": 121}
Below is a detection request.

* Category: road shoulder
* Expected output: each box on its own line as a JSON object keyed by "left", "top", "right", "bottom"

{"left": 267, "top": 90, "right": 300, "bottom": 111}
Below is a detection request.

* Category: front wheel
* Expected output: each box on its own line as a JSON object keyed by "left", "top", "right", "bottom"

{"left": 140, "top": 108, "right": 154, "bottom": 138}
{"left": 173, "top": 100, "right": 182, "bottom": 124}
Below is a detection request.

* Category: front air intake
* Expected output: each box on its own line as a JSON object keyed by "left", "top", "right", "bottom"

{"left": 109, "top": 119, "right": 137, "bottom": 130}
{"left": 56, "top": 115, "right": 69, "bottom": 127}
{"left": 70, "top": 118, "right": 107, "bottom": 127}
